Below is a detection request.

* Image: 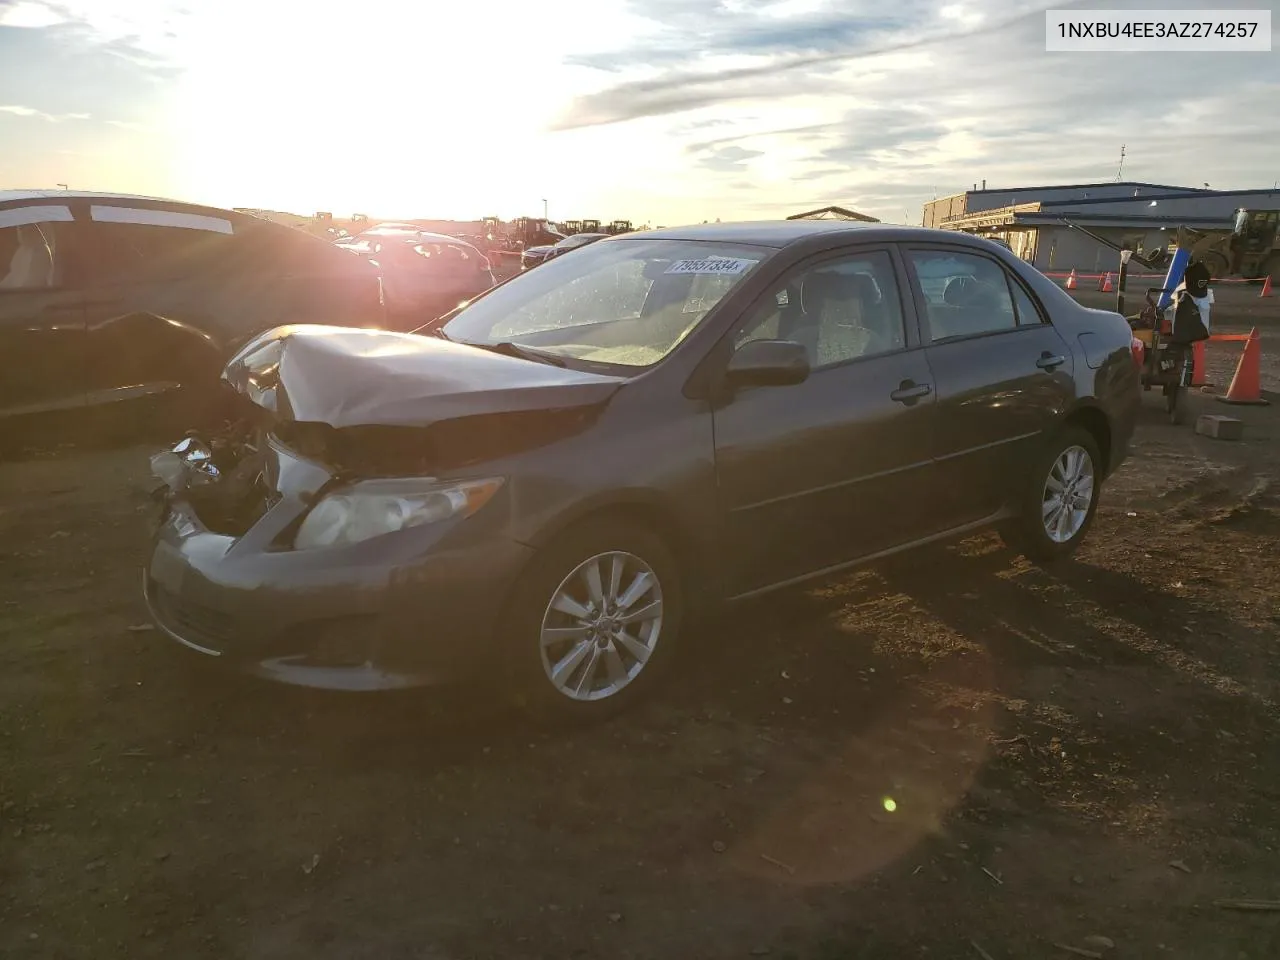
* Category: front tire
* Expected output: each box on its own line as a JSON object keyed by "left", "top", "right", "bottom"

{"left": 1000, "top": 426, "right": 1102, "bottom": 564}
{"left": 501, "top": 520, "right": 683, "bottom": 724}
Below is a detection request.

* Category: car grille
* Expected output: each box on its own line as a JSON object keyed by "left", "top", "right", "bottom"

{"left": 150, "top": 582, "right": 235, "bottom": 650}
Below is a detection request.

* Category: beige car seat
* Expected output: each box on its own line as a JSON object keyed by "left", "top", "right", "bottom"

{"left": 0, "top": 223, "right": 56, "bottom": 289}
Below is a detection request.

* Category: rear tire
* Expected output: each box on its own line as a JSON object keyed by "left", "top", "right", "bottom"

{"left": 501, "top": 520, "right": 684, "bottom": 725}
{"left": 1000, "top": 426, "right": 1103, "bottom": 564}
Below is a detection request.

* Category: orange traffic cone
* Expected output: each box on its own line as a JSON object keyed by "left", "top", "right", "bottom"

{"left": 1217, "top": 327, "right": 1269, "bottom": 405}
{"left": 1191, "top": 340, "right": 1208, "bottom": 387}
{"left": 1100, "top": 272, "right": 1114, "bottom": 293}
{"left": 1064, "top": 269, "right": 1077, "bottom": 290}
{"left": 1261, "top": 275, "right": 1273, "bottom": 298}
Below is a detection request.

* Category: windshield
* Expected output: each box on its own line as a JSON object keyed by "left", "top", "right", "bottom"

{"left": 439, "top": 238, "right": 770, "bottom": 368}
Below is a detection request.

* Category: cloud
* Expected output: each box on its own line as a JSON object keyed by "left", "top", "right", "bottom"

{"left": 552, "top": 0, "right": 1076, "bottom": 130}
{"left": 696, "top": 143, "right": 766, "bottom": 173}
{"left": 566, "top": 1, "right": 922, "bottom": 73}
{"left": 0, "top": 103, "right": 90, "bottom": 121}
{"left": 0, "top": 1, "right": 65, "bottom": 28}
{"left": 547, "top": 0, "right": 1280, "bottom": 223}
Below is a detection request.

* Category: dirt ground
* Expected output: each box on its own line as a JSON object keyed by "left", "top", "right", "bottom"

{"left": 3, "top": 287, "right": 1280, "bottom": 960}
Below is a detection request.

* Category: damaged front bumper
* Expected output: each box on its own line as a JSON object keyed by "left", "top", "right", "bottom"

{"left": 143, "top": 430, "right": 533, "bottom": 691}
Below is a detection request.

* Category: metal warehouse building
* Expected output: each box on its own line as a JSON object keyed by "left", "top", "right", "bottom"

{"left": 922, "top": 182, "right": 1280, "bottom": 273}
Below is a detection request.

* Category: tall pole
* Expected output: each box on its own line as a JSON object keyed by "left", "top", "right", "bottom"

{"left": 542, "top": 199, "right": 548, "bottom": 222}
{"left": 1117, "top": 248, "right": 1131, "bottom": 315}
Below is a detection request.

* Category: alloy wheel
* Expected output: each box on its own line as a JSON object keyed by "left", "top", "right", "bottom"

{"left": 539, "top": 551, "right": 664, "bottom": 702}
{"left": 1041, "top": 444, "right": 1095, "bottom": 543}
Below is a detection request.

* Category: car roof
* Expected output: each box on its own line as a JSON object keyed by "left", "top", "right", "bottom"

{"left": 618, "top": 220, "right": 1000, "bottom": 250}
{"left": 0, "top": 189, "right": 238, "bottom": 214}
{"left": 1, "top": 188, "right": 179, "bottom": 205}
{"left": 0, "top": 190, "right": 311, "bottom": 236}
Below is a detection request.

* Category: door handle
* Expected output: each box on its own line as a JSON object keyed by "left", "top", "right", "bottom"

{"left": 1037, "top": 353, "right": 1067, "bottom": 370}
{"left": 890, "top": 381, "right": 932, "bottom": 403}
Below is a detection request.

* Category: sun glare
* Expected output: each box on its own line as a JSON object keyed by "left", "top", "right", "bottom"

{"left": 165, "top": 0, "right": 646, "bottom": 219}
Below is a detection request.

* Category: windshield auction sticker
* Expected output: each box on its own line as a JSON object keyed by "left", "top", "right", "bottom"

{"left": 665, "top": 257, "right": 757, "bottom": 275}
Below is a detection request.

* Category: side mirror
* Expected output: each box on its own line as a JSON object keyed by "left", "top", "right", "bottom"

{"left": 724, "top": 339, "right": 810, "bottom": 388}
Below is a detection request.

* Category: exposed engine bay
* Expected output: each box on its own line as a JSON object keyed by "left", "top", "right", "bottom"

{"left": 149, "top": 324, "right": 621, "bottom": 536}
{"left": 149, "top": 413, "right": 275, "bottom": 536}
{"left": 150, "top": 396, "right": 609, "bottom": 538}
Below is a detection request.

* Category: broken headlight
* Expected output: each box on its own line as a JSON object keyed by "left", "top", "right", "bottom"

{"left": 292, "top": 477, "right": 503, "bottom": 550}
{"left": 150, "top": 436, "right": 220, "bottom": 493}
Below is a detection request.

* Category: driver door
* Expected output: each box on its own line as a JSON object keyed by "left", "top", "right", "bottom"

{"left": 711, "top": 247, "right": 941, "bottom": 597}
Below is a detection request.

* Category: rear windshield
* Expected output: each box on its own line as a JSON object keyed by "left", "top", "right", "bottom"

{"left": 371, "top": 238, "right": 486, "bottom": 275}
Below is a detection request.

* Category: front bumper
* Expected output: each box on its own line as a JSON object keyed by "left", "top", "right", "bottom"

{"left": 144, "top": 453, "right": 533, "bottom": 691}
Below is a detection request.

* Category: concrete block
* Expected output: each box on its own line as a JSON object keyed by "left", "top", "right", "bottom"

{"left": 1195, "top": 414, "right": 1244, "bottom": 440}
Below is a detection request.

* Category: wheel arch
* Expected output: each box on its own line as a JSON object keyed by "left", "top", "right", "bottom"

{"left": 517, "top": 490, "right": 718, "bottom": 606}
{"left": 1061, "top": 402, "right": 1113, "bottom": 476}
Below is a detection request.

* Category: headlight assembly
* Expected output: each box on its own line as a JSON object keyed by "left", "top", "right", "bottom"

{"left": 293, "top": 477, "right": 503, "bottom": 550}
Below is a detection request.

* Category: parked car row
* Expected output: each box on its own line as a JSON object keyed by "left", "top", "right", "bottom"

{"left": 335, "top": 223, "right": 496, "bottom": 324}
{"left": 0, "top": 194, "right": 515, "bottom": 435}
{"left": 521, "top": 232, "right": 609, "bottom": 271}
{"left": 142, "top": 219, "right": 1141, "bottom": 722}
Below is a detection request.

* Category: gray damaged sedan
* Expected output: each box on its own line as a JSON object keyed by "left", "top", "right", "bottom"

{"left": 144, "top": 221, "right": 1141, "bottom": 721}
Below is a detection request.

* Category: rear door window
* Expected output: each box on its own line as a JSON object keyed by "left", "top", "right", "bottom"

{"left": 404, "top": 241, "right": 487, "bottom": 278}
{"left": 79, "top": 209, "right": 366, "bottom": 285}
{"left": 80, "top": 214, "right": 242, "bottom": 286}
{"left": 907, "top": 249, "right": 1018, "bottom": 341}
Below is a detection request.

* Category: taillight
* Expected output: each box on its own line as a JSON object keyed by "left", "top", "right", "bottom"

{"left": 1130, "top": 336, "right": 1145, "bottom": 369}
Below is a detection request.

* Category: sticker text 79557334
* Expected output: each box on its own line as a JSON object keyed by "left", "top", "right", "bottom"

{"left": 664, "top": 257, "right": 757, "bottom": 276}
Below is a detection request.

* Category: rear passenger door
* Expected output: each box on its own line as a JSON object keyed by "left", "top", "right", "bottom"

{"left": 903, "top": 246, "right": 1075, "bottom": 525}
{"left": 78, "top": 205, "right": 245, "bottom": 406}
{"left": 77, "top": 205, "right": 386, "bottom": 406}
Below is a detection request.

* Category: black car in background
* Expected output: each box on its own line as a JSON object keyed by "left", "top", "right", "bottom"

{"left": 0, "top": 191, "right": 384, "bottom": 434}
{"left": 521, "top": 232, "right": 609, "bottom": 271}
{"left": 146, "top": 220, "right": 1140, "bottom": 723}
{"left": 337, "top": 226, "right": 497, "bottom": 324}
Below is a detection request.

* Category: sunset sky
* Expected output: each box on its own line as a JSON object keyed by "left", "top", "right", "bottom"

{"left": 2, "top": 0, "right": 1277, "bottom": 225}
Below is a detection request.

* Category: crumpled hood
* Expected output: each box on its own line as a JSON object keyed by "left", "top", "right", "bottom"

{"left": 221, "top": 324, "right": 624, "bottom": 428}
